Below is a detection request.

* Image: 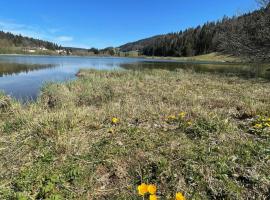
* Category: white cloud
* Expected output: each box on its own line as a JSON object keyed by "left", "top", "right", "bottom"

{"left": 0, "top": 19, "right": 76, "bottom": 47}
{"left": 48, "top": 28, "right": 61, "bottom": 34}
{"left": 0, "top": 20, "right": 49, "bottom": 40}
{"left": 56, "top": 36, "right": 73, "bottom": 42}
{"left": 0, "top": 19, "right": 104, "bottom": 48}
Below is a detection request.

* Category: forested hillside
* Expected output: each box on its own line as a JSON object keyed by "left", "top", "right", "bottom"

{"left": 0, "top": 31, "right": 60, "bottom": 50}
{"left": 120, "top": 3, "right": 270, "bottom": 60}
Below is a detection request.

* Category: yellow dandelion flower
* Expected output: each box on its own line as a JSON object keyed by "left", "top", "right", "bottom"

{"left": 176, "top": 192, "right": 186, "bottom": 200}
{"left": 147, "top": 184, "right": 157, "bottom": 195}
{"left": 137, "top": 183, "right": 148, "bottom": 196}
{"left": 178, "top": 112, "right": 186, "bottom": 119}
{"left": 267, "top": 118, "right": 270, "bottom": 122}
{"left": 149, "top": 194, "right": 158, "bottom": 200}
{"left": 254, "top": 124, "right": 263, "bottom": 129}
{"left": 111, "top": 117, "right": 119, "bottom": 124}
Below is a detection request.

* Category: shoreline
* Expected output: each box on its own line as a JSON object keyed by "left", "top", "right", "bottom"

{"left": 0, "top": 52, "right": 249, "bottom": 64}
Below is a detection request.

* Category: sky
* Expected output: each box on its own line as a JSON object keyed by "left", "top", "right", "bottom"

{"left": 0, "top": 0, "right": 258, "bottom": 49}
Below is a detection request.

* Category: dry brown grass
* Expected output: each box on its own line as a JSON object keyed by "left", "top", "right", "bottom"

{"left": 0, "top": 69, "right": 269, "bottom": 199}
{"left": 142, "top": 52, "right": 243, "bottom": 63}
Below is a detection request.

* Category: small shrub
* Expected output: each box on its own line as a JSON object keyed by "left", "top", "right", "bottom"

{"left": 0, "top": 93, "right": 12, "bottom": 112}
{"left": 39, "top": 83, "right": 76, "bottom": 109}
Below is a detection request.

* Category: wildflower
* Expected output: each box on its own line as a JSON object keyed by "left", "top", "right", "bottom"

{"left": 267, "top": 118, "right": 270, "bottom": 122}
{"left": 178, "top": 112, "right": 186, "bottom": 119}
{"left": 149, "top": 194, "right": 158, "bottom": 200}
{"left": 254, "top": 124, "right": 263, "bottom": 129}
{"left": 147, "top": 184, "right": 157, "bottom": 195}
{"left": 138, "top": 183, "right": 148, "bottom": 196}
{"left": 111, "top": 117, "right": 119, "bottom": 124}
{"left": 176, "top": 192, "right": 186, "bottom": 200}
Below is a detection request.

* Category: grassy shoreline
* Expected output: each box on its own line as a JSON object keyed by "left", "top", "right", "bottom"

{"left": 140, "top": 53, "right": 244, "bottom": 63}
{"left": 0, "top": 52, "right": 247, "bottom": 63}
{"left": 0, "top": 69, "right": 269, "bottom": 199}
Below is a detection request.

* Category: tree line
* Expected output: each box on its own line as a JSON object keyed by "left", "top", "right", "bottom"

{"left": 0, "top": 31, "right": 60, "bottom": 50}
{"left": 120, "top": 2, "right": 270, "bottom": 61}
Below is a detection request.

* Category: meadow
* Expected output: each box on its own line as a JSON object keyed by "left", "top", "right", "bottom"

{"left": 0, "top": 68, "right": 269, "bottom": 199}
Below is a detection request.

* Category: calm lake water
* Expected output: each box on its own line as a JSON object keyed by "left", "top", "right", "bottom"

{"left": 0, "top": 55, "right": 269, "bottom": 101}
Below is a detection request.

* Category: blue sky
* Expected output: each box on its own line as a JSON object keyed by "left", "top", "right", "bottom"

{"left": 0, "top": 0, "right": 257, "bottom": 48}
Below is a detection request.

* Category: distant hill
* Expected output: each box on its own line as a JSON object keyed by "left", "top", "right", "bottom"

{"left": 0, "top": 31, "right": 61, "bottom": 53}
{"left": 0, "top": 31, "right": 101, "bottom": 56}
{"left": 0, "top": 31, "right": 60, "bottom": 51}
{"left": 119, "top": 35, "right": 161, "bottom": 52}
{"left": 119, "top": 4, "right": 270, "bottom": 61}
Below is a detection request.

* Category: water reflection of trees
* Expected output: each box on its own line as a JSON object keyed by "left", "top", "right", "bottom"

{"left": 0, "top": 63, "right": 56, "bottom": 77}
{"left": 120, "top": 62, "right": 270, "bottom": 80}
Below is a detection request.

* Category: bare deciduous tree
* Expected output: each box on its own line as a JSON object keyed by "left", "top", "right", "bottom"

{"left": 218, "top": 4, "right": 270, "bottom": 61}
{"left": 256, "top": 0, "right": 270, "bottom": 7}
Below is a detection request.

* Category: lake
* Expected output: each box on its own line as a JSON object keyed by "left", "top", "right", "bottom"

{"left": 0, "top": 55, "right": 152, "bottom": 101}
{"left": 0, "top": 55, "right": 269, "bottom": 101}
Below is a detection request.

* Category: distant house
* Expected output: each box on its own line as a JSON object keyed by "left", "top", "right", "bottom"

{"left": 56, "top": 49, "right": 67, "bottom": 55}
{"left": 38, "top": 47, "right": 48, "bottom": 51}
{"left": 28, "top": 49, "right": 36, "bottom": 53}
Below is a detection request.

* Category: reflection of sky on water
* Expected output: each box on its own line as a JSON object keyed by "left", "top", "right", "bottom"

{"left": 0, "top": 55, "right": 269, "bottom": 101}
{"left": 0, "top": 55, "right": 153, "bottom": 100}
